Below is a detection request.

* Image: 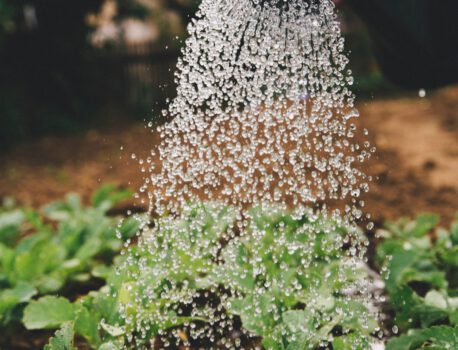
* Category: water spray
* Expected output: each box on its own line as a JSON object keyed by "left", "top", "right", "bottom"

{"left": 120, "top": 0, "right": 379, "bottom": 347}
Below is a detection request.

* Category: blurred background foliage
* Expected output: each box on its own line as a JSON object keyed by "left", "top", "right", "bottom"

{"left": 0, "top": 0, "right": 385, "bottom": 150}
{"left": 0, "top": 0, "right": 199, "bottom": 149}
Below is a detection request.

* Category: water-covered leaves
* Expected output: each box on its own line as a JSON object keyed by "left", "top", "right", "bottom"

{"left": 43, "top": 322, "right": 76, "bottom": 350}
{"left": 216, "top": 206, "right": 376, "bottom": 349}
{"left": 3, "top": 187, "right": 457, "bottom": 349}
{"left": 121, "top": 0, "right": 375, "bottom": 346}
{"left": 15, "top": 203, "right": 376, "bottom": 349}
{"left": 112, "top": 203, "right": 377, "bottom": 349}
{"left": 386, "top": 326, "right": 458, "bottom": 350}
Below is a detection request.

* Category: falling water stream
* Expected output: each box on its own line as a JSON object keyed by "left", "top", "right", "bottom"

{"left": 120, "top": 0, "right": 379, "bottom": 348}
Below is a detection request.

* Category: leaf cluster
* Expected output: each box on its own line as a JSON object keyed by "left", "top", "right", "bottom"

{"left": 216, "top": 207, "right": 377, "bottom": 349}
{"left": 0, "top": 185, "right": 139, "bottom": 329}
{"left": 34, "top": 204, "right": 376, "bottom": 349}
{"left": 376, "top": 213, "right": 458, "bottom": 349}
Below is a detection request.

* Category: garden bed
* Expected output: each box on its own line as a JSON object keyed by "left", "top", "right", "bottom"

{"left": 0, "top": 87, "right": 457, "bottom": 349}
{"left": 0, "top": 186, "right": 457, "bottom": 349}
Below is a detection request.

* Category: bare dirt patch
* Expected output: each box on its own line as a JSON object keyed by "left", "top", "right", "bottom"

{"left": 360, "top": 86, "right": 458, "bottom": 224}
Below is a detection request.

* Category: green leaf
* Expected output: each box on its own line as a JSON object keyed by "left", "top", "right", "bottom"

{"left": 415, "top": 305, "right": 450, "bottom": 329}
{"left": 384, "top": 249, "right": 416, "bottom": 294}
{"left": 92, "top": 265, "right": 113, "bottom": 280}
{"left": 450, "top": 220, "right": 458, "bottom": 245}
{"left": 71, "top": 273, "right": 91, "bottom": 282}
{"left": 59, "top": 258, "right": 84, "bottom": 276}
{"left": 282, "top": 310, "right": 315, "bottom": 334}
{"left": 0, "top": 281, "right": 37, "bottom": 308}
{"left": 282, "top": 310, "right": 320, "bottom": 348}
{"left": 0, "top": 209, "right": 25, "bottom": 228}
{"left": 23, "top": 296, "right": 76, "bottom": 330}
{"left": 0, "top": 209, "right": 25, "bottom": 246}
{"left": 42, "top": 194, "right": 81, "bottom": 221}
{"left": 261, "top": 326, "right": 285, "bottom": 350}
{"left": 54, "top": 220, "right": 86, "bottom": 255}
{"left": 408, "top": 214, "right": 440, "bottom": 238}
{"left": 75, "top": 237, "right": 102, "bottom": 261}
{"left": 98, "top": 342, "right": 121, "bottom": 350}
{"left": 390, "top": 286, "right": 448, "bottom": 329}
{"left": 66, "top": 194, "right": 82, "bottom": 212}
{"left": 333, "top": 334, "right": 371, "bottom": 350}
{"left": 24, "top": 208, "right": 49, "bottom": 232}
{"left": 75, "top": 306, "right": 102, "bottom": 347}
{"left": 337, "top": 300, "right": 378, "bottom": 334}
{"left": 43, "top": 202, "right": 72, "bottom": 221}
{"left": 0, "top": 242, "right": 15, "bottom": 279}
{"left": 36, "top": 274, "right": 66, "bottom": 294}
{"left": 44, "top": 322, "right": 76, "bottom": 350}
{"left": 400, "top": 269, "right": 447, "bottom": 290}
{"left": 14, "top": 241, "right": 66, "bottom": 291}
{"left": 386, "top": 326, "right": 458, "bottom": 350}
{"left": 100, "top": 320, "right": 125, "bottom": 337}
{"left": 440, "top": 246, "right": 458, "bottom": 268}
{"left": 118, "top": 217, "right": 140, "bottom": 239}
{"left": 84, "top": 290, "right": 122, "bottom": 326}
{"left": 15, "top": 231, "right": 50, "bottom": 254}
{"left": 91, "top": 184, "right": 132, "bottom": 211}
{"left": 0, "top": 282, "right": 37, "bottom": 322}
{"left": 450, "top": 310, "right": 458, "bottom": 326}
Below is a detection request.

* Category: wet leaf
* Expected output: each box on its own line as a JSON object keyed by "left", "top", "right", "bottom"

{"left": 386, "top": 326, "right": 458, "bottom": 350}
{"left": 44, "top": 322, "right": 76, "bottom": 350}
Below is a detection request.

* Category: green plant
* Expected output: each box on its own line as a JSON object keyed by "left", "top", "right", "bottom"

{"left": 0, "top": 184, "right": 139, "bottom": 328}
{"left": 7, "top": 189, "right": 458, "bottom": 350}
{"left": 377, "top": 213, "right": 458, "bottom": 349}
{"left": 44, "top": 322, "right": 77, "bottom": 350}
{"left": 23, "top": 262, "right": 128, "bottom": 349}
{"left": 217, "top": 206, "right": 377, "bottom": 349}
{"left": 31, "top": 203, "right": 377, "bottom": 349}
{"left": 386, "top": 325, "right": 458, "bottom": 350}
{"left": 21, "top": 204, "right": 238, "bottom": 349}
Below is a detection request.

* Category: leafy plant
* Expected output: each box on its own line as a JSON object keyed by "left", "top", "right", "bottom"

{"left": 217, "top": 206, "right": 377, "bottom": 349}
{"left": 386, "top": 326, "right": 458, "bottom": 350}
{"left": 0, "top": 203, "right": 25, "bottom": 246}
{"left": 377, "top": 213, "right": 458, "bottom": 349}
{"left": 0, "top": 184, "right": 139, "bottom": 328}
{"left": 44, "top": 322, "right": 77, "bottom": 350}
{"left": 22, "top": 204, "right": 235, "bottom": 349}
{"left": 24, "top": 265, "right": 128, "bottom": 349}
{"left": 32, "top": 203, "right": 377, "bottom": 349}
{"left": 6, "top": 189, "right": 457, "bottom": 350}
{"left": 23, "top": 296, "right": 76, "bottom": 330}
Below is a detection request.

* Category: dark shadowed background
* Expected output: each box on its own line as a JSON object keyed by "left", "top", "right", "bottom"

{"left": 0, "top": 0, "right": 392, "bottom": 150}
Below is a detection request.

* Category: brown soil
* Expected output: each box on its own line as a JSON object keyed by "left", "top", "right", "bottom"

{"left": 1, "top": 86, "right": 458, "bottom": 225}
{"left": 360, "top": 86, "right": 458, "bottom": 225}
